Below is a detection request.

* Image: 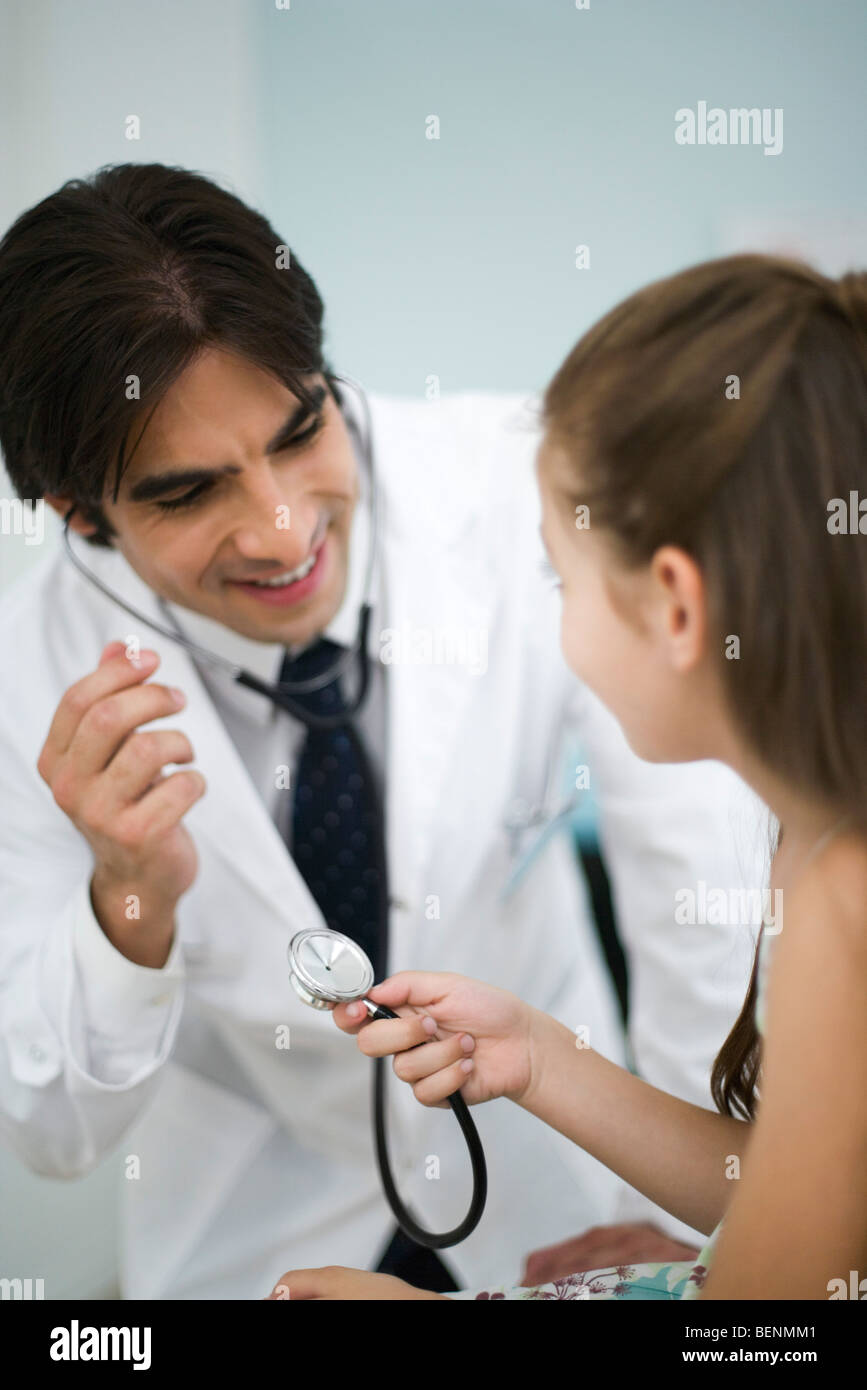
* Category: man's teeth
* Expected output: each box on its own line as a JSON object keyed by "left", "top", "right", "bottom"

{"left": 249, "top": 553, "right": 317, "bottom": 586}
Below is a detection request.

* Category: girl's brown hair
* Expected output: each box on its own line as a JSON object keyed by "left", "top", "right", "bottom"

{"left": 541, "top": 254, "right": 867, "bottom": 1121}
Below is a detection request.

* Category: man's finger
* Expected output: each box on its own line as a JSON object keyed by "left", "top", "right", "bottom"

{"left": 98, "top": 640, "right": 128, "bottom": 666}
{"left": 112, "top": 767, "right": 206, "bottom": 844}
{"left": 40, "top": 647, "right": 161, "bottom": 772}
{"left": 63, "top": 683, "right": 188, "bottom": 781}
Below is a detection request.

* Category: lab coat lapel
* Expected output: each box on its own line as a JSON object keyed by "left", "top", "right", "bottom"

{"left": 180, "top": 666, "right": 317, "bottom": 928}
{"left": 77, "top": 546, "right": 319, "bottom": 934}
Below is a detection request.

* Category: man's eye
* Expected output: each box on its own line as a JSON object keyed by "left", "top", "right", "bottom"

{"left": 154, "top": 416, "right": 324, "bottom": 513}
{"left": 283, "top": 415, "right": 323, "bottom": 448}
{"left": 156, "top": 482, "right": 211, "bottom": 512}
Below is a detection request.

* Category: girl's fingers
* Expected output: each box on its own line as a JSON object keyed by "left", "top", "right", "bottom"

{"left": 393, "top": 1031, "right": 474, "bottom": 1084}
{"left": 348, "top": 1011, "right": 437, "bottom": 1058}
{"left": 330, "top": 1001, "right": 371, "bottom": 1035}
{"left": 329, "top": 1002, "right": 430, "bottom": 1045}
{"left": 411, "top": 1056, "right": 475, "bottom": 1108}
{"left": 366, "top": 971, "right": 456, "bottom": 1011}
{"left": 328, "top": 999, "right": 476, "bottom": 1110}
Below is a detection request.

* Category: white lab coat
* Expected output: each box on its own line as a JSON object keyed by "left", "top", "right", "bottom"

{"left": 0, "top": 391, "right": 767, "bottom": 1298}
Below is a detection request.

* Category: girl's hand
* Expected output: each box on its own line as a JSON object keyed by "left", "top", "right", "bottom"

{"left": 266, "top": 1266, "right": 449, "bottom": 1300}
{"left": 331, "top": 971, "right": 536, "bottom": 1109}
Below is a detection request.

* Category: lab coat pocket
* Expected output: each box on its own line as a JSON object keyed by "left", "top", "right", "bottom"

{"left": 500, "top": 719, "right": 578, "bottom": 901}
{"left": 119, "top": 1059, "right": 275, "bottom": 1300}
{"left": 499, "top": 798, "right": 578, "bottom": 901}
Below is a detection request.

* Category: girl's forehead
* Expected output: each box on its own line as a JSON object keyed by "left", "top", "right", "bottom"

{"left": 536, "top": 434, "right": 581, "bottom": 490}
{"left": 535, "top": 434, "right": 561, "bottom": 476}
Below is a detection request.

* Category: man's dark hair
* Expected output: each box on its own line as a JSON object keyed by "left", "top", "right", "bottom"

{"left": 0, "top": 162, "right": 330, "bottom": 546}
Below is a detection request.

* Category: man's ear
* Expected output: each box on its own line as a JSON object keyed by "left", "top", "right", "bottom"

{"left": 43, "top": 493, "right": 98, "bottom": 537}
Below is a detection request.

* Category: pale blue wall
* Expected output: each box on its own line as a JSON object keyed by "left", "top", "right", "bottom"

{"left": 254, "top": 0, "right": 867, "bottom": 395}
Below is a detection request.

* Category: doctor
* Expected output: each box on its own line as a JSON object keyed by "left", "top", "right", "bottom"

{"left": 0, "top": 163, "right": 764, "bottom": 1299}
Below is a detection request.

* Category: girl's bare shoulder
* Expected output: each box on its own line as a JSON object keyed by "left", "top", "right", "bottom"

{"left": 789, "top": 831, "right": 867, "bottom": 971}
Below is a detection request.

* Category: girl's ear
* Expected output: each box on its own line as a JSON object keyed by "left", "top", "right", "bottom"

{"left": 649, "top": 545, "right": 707, "bottom": 672}
{"left": 43, "top": 494, "right": 98, "bottom": 536}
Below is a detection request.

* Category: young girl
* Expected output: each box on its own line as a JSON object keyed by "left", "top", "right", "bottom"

{"left": 268, "top": 254, "right": 867, "bottom": 1301}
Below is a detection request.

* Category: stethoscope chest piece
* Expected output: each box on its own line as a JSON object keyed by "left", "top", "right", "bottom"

{"left": 288, "top": 927, "right": 375, "bottom": 1010}
{"left": 286, "top": 924, "right": 488, "bottom": 1249}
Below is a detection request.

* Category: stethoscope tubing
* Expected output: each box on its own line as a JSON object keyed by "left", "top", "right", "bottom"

{"left": 234, "top": 605, "right": 374, "bottom": 730}
{"left": 344, "top": 724, "right": 487, "bottom": 1249}
{"left": 370, "top": 1002, "right": 487, "bottom": 1249}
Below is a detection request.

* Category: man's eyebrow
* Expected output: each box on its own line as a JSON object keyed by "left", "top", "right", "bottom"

{"left": 126, "top": 383, "right": 328, "bottom": 503}
{"left": 127, "top": 462, "right": 241, "bottom": 503}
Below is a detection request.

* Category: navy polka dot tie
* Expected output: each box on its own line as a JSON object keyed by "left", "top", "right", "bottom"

{"left": 280, "top": 638, "right": 388, "bottom": 977}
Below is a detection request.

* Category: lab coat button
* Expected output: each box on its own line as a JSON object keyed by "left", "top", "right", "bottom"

{"left": 150, "top": 992, "right": 173, "bottom": 1006}
{"left": 389, "top": 896, "right": 409, "bottom": 912}
{"left": 29, "top": 1043, "right": 45, "bottom": 1061}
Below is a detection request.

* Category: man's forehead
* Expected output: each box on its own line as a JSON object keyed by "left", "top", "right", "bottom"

{"left": 114, "top": 373, "right": 328, "bottom": 499}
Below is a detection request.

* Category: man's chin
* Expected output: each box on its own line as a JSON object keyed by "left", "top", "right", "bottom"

{"left": 217, "top": 529, "right": 346, "bottom": 644}
{"left": 219, "top": 581, "right": 344, "bottom": 648}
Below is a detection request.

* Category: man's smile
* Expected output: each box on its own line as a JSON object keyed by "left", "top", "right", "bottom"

{"left": 238, "top": 551, "right": 319, "bottom": 587}
{"left": 224, "top": 531, "right": 331, "bottom": 607}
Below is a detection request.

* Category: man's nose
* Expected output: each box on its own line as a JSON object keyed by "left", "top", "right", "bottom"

{"left": 228, "top": 475, "right": 310, "bottom": 559}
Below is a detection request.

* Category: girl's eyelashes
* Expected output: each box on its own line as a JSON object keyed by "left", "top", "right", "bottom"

{"left": 154, "top": 415, "right": 325, "bottom": 512}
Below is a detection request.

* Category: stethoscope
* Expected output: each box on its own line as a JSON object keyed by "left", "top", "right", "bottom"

{"left": 60, "top": 370, "right": 488, "bottom": 1249}
{"left": 288, "top": 927, "right": 487, "bottom": 1249}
